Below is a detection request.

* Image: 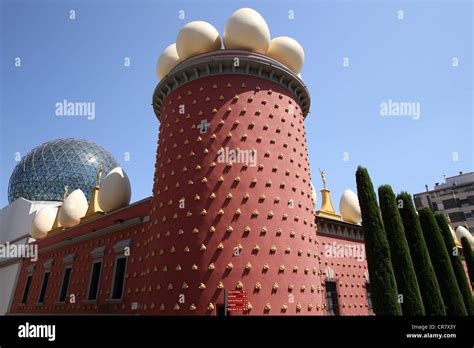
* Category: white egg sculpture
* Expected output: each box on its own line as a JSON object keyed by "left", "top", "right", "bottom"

{"left": 223, "top": 8, "right": 270, "bottom": 53}
{"left": 176, "top": 21, "right": 221, "bottom": 60}
{"left": 156, "top": 43, "right": 181, "bottom": 80}
{"left": 455, "top": 225, "right": 474, "bottom": 247}
{"left": 339, "top": 189, "right": 362, "bottom": 224}
{"left": 59, "top": 189, "right": 88, "bottom": 227}
{"left": 310, "top": 182, "right": 317, "bottom": 209}
{"left": 99, "top": 167, "right": 131, "bottom": 213}
{"left": 266, "top": 36, "right": 304, "bottom": 74}
{"left": 30, "top": 206, "right": 58, "bottom": 240}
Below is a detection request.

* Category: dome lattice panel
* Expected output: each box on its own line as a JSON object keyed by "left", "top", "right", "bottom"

{"left": 8, "top": 138, "right": 119, "bottom": 203}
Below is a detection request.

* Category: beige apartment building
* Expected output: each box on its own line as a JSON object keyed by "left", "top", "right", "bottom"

{"left": 414, "top": 172, "right": 474, "bottom": 234}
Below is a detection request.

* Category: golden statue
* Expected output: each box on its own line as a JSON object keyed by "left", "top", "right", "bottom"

{"left": 97, "top": 164, "right": 104, "bottom": 187}
{"left": 315, "top": 168, "right": 341, "bottom": 220}
{"left": 63, "top": 185, "right": 69, "bottom": 201}
{"left": 82, "top": 165, "right": 105, "bottom": 221}
{"left": 319, "top": 168, "right": 327, "bottom": 190}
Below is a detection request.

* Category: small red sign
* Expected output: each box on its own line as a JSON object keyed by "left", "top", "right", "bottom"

{"left": 226, "top": 290, "right": 248, "bottom": 312}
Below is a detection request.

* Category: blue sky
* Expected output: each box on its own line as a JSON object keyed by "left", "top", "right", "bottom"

{"left": 1, "top": 0, "right": 472, "bottom": 209}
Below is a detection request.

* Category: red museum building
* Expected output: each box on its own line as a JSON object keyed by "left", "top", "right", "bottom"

{"left": 9, "top": 50, "right": 375, "bottom": 316}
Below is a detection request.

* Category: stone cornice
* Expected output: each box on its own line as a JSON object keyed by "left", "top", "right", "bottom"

{"left": 152, "top": 50, "right": 310, "bottom": 120}
{"left": 316, "top": 215, "right": 364, "bottom": 241}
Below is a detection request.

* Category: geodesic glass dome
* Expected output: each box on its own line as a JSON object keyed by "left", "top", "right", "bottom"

{"left": 8, "top": 138, "right": 120, "bottom": 203}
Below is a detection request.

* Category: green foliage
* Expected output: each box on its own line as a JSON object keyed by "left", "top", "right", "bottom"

{"left": 435, "top": 214, "right": 474, "bottom": 315}
{"left": 355, "top": 166, "right": 401, "bottom": 315}
{"left": 396, "top": 192, "right": 445, "bottom": 315}
{"left": 418, "top": 208, "right": 467, "bottom": 315}
{"left": 460, "top": 237, "right": 474, "bottom": 287}
{"left": 378, "top": 186, "right": 424, "bottom": 315}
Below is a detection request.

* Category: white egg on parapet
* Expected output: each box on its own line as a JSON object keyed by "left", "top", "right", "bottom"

{"left": 339, "top": 189, "right": 362, "bottom": 224}
{"left": 99, "top": 167, "right": 131, "bottom": 213}
{"left": 156, "top": 43, "right": 181, "bottom": 80}
{"left": 59, "top": 189, "right": 88, "bottom": 227}
{"left": 176, "top": 21, "right": 221, "bottom": 60}
{"left": 30, "top": 206, "right": 58, "bottom": 240}
{"left": 449, "top": 224, "right": 458, "bottom": 245}
{"left": 266, "top": 36, "right": 304, "bottom": 74}
{"left": 455, "top": 225, "right": 474, "bottom": 247}
{"left": 223, "top": 8, "right": 270, "bottom": 53}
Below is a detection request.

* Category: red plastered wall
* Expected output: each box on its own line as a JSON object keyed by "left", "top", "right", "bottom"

{"left": 10, "top": 198, "right": 152, "bottom": 314}
{"left": 317, "top": 233, "right": 371, "bottom": 316}
{"left": 144, "top": 74, "right": 325, "bottom": 315}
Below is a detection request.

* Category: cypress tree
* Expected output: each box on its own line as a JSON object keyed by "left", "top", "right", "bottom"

{"left": 355, "top": 166, "right": 401, "bottom": 315}
{"left": 436, "top": 213, "right": 474, "bottom": 315}
{"left": 418, "top": 207, "right": 467, "bottom": 315}
{"left": 461, "top": 236, "right": 474, "bottom": 287}
{"left": 378, "top": 185, "right": 424, "bottom": 315}
{"left": 396, "top": 192, "right": 445, "bottom": 315}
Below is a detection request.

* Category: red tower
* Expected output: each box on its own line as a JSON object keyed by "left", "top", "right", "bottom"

{"left": 145, "top": 50, "right": 324, "bottom": 315}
